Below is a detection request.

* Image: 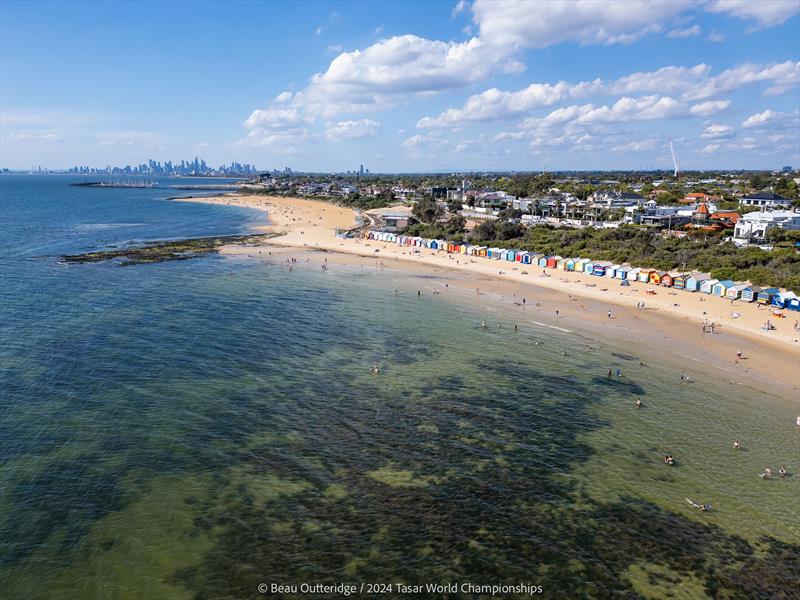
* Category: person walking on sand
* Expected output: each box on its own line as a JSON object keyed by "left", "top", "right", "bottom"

{"left": 607, "top": 310, "right": 612, "bottom": 319}
{"left": 555, "top": 309, "right": 559, "bottom": 318}
{"left": 736, "top": 349, "right": 742, "bottom": 359}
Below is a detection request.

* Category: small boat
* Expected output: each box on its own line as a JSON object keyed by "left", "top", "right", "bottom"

{"left": 685, "top": 498, "right": 711, "bottom": 511}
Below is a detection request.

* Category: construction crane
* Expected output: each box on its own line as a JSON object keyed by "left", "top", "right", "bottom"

{"left": 668, "top": 137, "right": 680, "bottom": 179}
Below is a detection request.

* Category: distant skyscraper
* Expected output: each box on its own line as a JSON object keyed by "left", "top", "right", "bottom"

{"left": 359, "top": 164, "right": 364, "bottom": 176}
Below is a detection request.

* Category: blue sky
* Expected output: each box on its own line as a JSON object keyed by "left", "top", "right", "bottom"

{"left": 1, "top": 0, "right": 798, "bottom": 171}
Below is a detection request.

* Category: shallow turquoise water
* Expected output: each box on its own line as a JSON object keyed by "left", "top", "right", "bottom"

{"left": 1, "top": 176, "right": 798, "bottom": 599}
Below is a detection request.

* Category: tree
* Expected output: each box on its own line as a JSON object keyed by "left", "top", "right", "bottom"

{"left": 446, "top": 196, "right": 462, "bottom": 214}
{"left": 412, "top": 196, "right": 443, "bottom": 224}
{"left": 497, "top": 207, "right": 522, "bottom": 220}
{"left": 472, "top": 220, "right": 497, "bottom": 241}
{"left": 443, "top": 215, "right": 466, "bottom": 235}
{"left": 749, "top": 173, "right": 767, "bottom": 191}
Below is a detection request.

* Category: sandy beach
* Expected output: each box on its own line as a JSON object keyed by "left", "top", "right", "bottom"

{"left": 174, "top": 194, "right": 800, "bottom": 395}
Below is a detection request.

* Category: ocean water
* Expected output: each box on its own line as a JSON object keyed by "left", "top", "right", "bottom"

{"left": 1, "top": 175, "right": 798, "bottom": 599}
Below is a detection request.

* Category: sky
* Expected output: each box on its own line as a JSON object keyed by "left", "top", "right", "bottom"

{"left": 1, "top": 0, "right": 799, "bottom": 172}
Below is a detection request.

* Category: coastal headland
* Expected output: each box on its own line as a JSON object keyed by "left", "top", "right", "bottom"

{"left": 173, "top": 193, "right": 799, "bottom": 395}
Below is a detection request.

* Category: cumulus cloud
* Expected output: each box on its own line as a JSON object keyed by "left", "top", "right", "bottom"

{"left": 706, "top": 0, "right": 800, "bottom": 30}
{"left": 690, "top": 100, "right": 730, "bottom": 116}
{"left": 419, "top": 64, "right": 714, "bottom": 128}
{"left": 402, "top": 133, "right": 446, "bottom": 148}
{"left": 240, "top": 105, "right": 312, "bottom": 147}
{"left": 741, "top": 109, "right": 784, "bottom": 128}
{"left": 471, "top": 0, "right": 694, "bottom": 47}
{"left": 700, "top": 123, "right": 735, "bottom": 138}
{"left": 493, "top": 131, "right": 525, "bottom": 142}
{"left": 698, "top": 143, "right": 720, "bottom": 154}
{"left": 610, "top": 138, "right": 661, "bottom": 152}
{"left": 324, "top": 119, "right": 381, "bottom": 141}
{"left": 707, "top": 30, "right": 726, "bottom": 42}
{"left": 608, "top": 63, "right": 710, "bottom": 95}
{"left": 574, "top": 96, "right": 688, "bottom": 124}
{"left": 244, "top": 106, "right": 310, "bottom": 130}
{"left": 418, "top": 60, "right": 795, "bottom": 129}
{"left": 685, "top": 61, "right": 800, "bottom": 99}
{"left": 667, "top": 24, "right": 701, "bottom": 38}
{"left": 274, "top": 91, "right": 293, "bottom": 103}
{"left": 417, "top": 80, "right": 603, "bottom": 128}
{"left": 294, "top": 34, "right": 523, "bottom": 118}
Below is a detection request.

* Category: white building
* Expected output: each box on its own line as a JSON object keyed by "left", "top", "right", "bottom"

{"left": 733, "top": 210, "right": 800, "bottom": 245}
{"left": 738, "top": 192, "right": 791, "bottom": 209}
{"left": 589, "top": 190, "right": 646, "bottom": 208}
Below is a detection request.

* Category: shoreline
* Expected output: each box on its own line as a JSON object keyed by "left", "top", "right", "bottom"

{"left": 173, "top": 194, "right": 800, "bottom": 395}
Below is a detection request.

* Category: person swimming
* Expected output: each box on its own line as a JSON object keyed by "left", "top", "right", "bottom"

{"left": 779, "top": 466, "right": 787, "bottom": 477}
{"left": 733, "top": 440, "right": 740, "bottom": 450}
{"left": 481, "top": 320, "right": 487, "bottom": 329}
{"left": 616, "top": 368, "right": 622, "bottom": 377}
{"left": 635, "top": 399, "right": 642, "bottom": 408}
{"left": 370, "top": 364, "right": 380, "bottom": 374}
{"left": 664, "top": 455, "right": 675, "bottom": 465}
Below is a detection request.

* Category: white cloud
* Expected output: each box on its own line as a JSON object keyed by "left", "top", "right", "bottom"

{"left": 706, "top": 0, "right": 800, "bottom": 29}
{"left": 6, "top": 131, "right": 60, "bottom": 142}
{"left": 244, "top": 106, "right": 310, "bottom": 130}
{"left": 402, "top": 133, "right": 445, "bottom": 148}
{"left": 419, "top": 64, "right": 715, "bottom": 128}
{"left": 707, "top": 29, "right": 726, "bottom": 42}
{"left": 238, "top": 127, "right": 310, "bottom": 148}
{"left": 324, "top": 119, "right": 381, "bottom": 141}
{"left": 574, "top": 96, "right": 688, "bottom": 124}
{"left": 700, "top": 123, "right": 735, "bottom": 138}
{"left": 471, "top": 0, "right": 694, "bottom": 48}
{"left": 689, "top": 100, "right": 730, "bottom": 116}
{"left": 741, "top": 109, "right": 783, "bottom": 128}
{"left": 373, "top": 25, "right": 384, "bottom": 36}
{"left": 608, "top": 63, "right": 710, "bottom": 95}
{"left": 452, "top": 0, "right": 468, "bottom": 17}
{"left": 315, "top": 27, "right": 323, "bottom": 36}
{"left": 296, "top": 35, "right": 522, "bottom": 117}
{"left": 698, "top": 143, "right": 720, "bottom": 154}
{"left": 274, "top": 91, "right": 293, "bottom": 103}
{"left": 667, "top": 24, "right": 701, "bottom": 38}
{"left": 417, "top": 80, "right": 603, "bottom": 128}
{"left": 610, "top": 138, "right": 661, "bottom": 152}
{"left": 327, "top": 45, "right": 343, "bottom": 53}
{"left": 493, "top": 131, "right": 525, "bottom": 141}
{"left": 685, "top": 61, "right": 800, "bottom": 98}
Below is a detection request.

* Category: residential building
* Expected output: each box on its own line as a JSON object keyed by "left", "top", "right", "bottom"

{"left": 733, "top": 210, "right": 800, "bottom": 245}
{"left": 739, "top": 191, "right": 791, "bottom": 209}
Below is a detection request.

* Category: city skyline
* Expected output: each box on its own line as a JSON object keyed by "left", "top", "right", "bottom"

{"left": 1, "top": 1, "right": 799, "bottom": 172}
